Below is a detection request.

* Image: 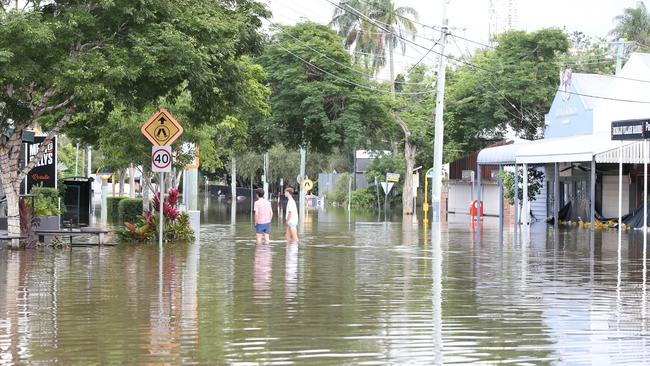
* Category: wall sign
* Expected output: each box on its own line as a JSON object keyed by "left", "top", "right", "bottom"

{"left": 611, "top": 119, "right": 650, "bottom": 140}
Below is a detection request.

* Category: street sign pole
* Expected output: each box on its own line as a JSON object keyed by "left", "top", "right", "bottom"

{"left": 159, "top": 172, "right": 164, "bottom": 250}
{"left": 152, "top": 145, "right": 173, "bottom": 249}
{"left": 384, "top": 188, "right": 388, "bottom": 221}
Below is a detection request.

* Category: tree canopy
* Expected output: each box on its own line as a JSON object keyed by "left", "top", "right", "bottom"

{"left": 257, "top": 21, "right": 389, "bottom": 153}
{"left": 611, "top": 1, "right": 650, "bottom": 45}
{"left": 0, "top": 0, "right": 269, "bottom": 244}
{"left": 443, "top": 29, "right": 570, "bottom": 161}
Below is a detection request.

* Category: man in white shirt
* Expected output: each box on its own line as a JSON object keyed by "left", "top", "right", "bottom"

{"left": 284, "top": 187, "right": 299, "bottom": 243}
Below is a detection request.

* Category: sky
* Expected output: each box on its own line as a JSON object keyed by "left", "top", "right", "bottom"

{"left": 264, "top": 0, "right": 648, "bottom": 78}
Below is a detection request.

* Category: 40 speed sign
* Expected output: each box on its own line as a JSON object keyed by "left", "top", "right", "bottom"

{"left": 152, "top": 146, "right": 172, "bottom": 172}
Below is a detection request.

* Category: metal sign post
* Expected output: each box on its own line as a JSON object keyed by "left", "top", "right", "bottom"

{"left": 152, "top": 146, "right": 172, "bottom": 249}
{"left": 381, "top": 182, "right": 394, "bottom": 221}
{"left": 143, "top": 108, "right": 183, "bottom": 250}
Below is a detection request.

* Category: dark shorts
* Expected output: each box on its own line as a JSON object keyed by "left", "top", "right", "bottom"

{"left": 255, "top": 223, "right": 271, "bottom": 234}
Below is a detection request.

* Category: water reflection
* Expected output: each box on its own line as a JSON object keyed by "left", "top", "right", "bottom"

{"left": 1, "top": 207, "right": 650, "bottom": 364}
{"left": 253, "top": 243, "right": 272, "bottom": 303}
{"left": 285, "top": 244, "right": 298, "bottom": 304}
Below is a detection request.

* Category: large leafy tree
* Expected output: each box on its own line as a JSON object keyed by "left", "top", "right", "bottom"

{"left": 611, "top": 1, "right": 650, "bottom": 45}
{"left": 330, "top": 0, "right": 418, "bottom": 92}
{"left": 444, "top": 29, "right": 569, "bottom": 161}
{"left": 257, "top": 21, "right": 388, "bottom": 154}
{"left": 388, "top": 65, "right": 435, "bottom": 216}
{"left": 0, "top": 0, "right": 267, "bottom": 246}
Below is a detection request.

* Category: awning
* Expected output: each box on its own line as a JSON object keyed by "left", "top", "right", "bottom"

{"left": 515, "top": 133, "right": 627, "bottom": 164}
{"left": 477, "top": 140, "right": 531, "bottom": 165}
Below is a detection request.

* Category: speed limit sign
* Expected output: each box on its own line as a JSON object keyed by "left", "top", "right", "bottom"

{"left": 152, "top": 146, "right": 172, "bottom": 172}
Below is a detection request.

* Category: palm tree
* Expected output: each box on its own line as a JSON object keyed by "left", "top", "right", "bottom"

{"left": 611, "top": 1, "right": 650, "bottom": 45}
{"left": 330, "top": 0, "right": 418, "bottom": 94}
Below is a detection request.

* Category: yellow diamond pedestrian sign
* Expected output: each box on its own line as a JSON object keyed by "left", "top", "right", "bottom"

{"left": 141, "top": 108, "right": 184, "bottom": 146}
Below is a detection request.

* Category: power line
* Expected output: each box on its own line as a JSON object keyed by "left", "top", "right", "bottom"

{"left": 405, "top": 34, "right": 443, "bottom": 76}
{"left": 265, "top": 18, "right": 432, "bottom": 85}
{"left": 560, "top": 90, "right": 650, "bottom": 104}
{"left": 331, "top": 0, "right": 650, "bottom": 104}
{"left": 274, "top": 43, "right": 436, "bottom": 95}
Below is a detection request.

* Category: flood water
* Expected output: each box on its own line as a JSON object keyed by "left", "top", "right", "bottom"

{"left": 1, "top": 204, "right": 650, "bottom": 365}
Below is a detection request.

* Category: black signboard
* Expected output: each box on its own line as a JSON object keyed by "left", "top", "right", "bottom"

{"left": 611, "top": 119, "right": 650, "bottom": 140}
{"left": 23, "top": 135, "right": 57, "bottom": 193}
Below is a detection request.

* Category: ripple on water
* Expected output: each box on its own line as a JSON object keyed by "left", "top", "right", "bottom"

{"left": 1, "top": 210, "right": 650, "bottom": 364}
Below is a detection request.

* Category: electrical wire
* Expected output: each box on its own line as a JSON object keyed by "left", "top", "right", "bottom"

{"left": 265, "top": 18, "right": 433, "bottom": 85}
{"left": 328, "top": 0, "right": 650, "bottom": 104}
{"left": 274, "top": 43, "right": 436, "bottom": 95}
{"left": 404, "top": 34, "right": 443, "bottom": 76}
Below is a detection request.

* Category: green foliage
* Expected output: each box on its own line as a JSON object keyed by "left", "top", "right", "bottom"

{"left": 444, "top": 29, "right": 570, "bottom": 161}
{"left": 610, "top": 1, "right": 650, "bottom": 45}
{"left": 0, "top": 0, "right": 270, "bottom": 211}
{"left": 348, "top": 188, "right": 376, "bottom": 209}
{"left": 166, "top": 212, "right": 195, "bottom": 242}
{"left": 559, "top": 32, "right": 615, "bottom": 75}
{"left": 328, "top": 172, "right": 351, "bottom": 203}
{"left": 107, "top": 197, "right": 126, "bottom": 223}
{"left": 330, "top": 0, "right": 419, "bottom": 75}
{"left": 117, "top": 188, "right": 194, "bottom": 243}
{"left": 118, "top": 198, "right": 143, "bottom": 225}
{"left": 257, "top": 22, "right": 389, "bottom": 153}
{"left": 364, "top": 154, "right": 406, "bottom": 194}
{"left": 498, "top": 169, "right": 545, "bottom": 206}
{"left": 31, "top": 186, "right": 60, "bottom": 217}
{"left": 229, "top": 145, "right": 351, "bottom": 191}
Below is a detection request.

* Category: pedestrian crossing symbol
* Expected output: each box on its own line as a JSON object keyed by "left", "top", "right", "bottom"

{"left": 141, "top": 108, "right": 184, "bottom": 146}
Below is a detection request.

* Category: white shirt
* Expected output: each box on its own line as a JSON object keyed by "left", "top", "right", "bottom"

{"left": 286, "top": 198, "right": 298, "bottom": 225}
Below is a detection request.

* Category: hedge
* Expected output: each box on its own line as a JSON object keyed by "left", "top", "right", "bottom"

{"left": 31, "top": 186, "right": 61, "bottom": 217}
{"left": 107, "top": 197, "right": 126, "bottom": 223}
{"left": 118, "top": 198, "right": 144, "bottom": 225}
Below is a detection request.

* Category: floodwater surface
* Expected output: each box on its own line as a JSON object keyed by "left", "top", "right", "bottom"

{"left": 1, "top": 206, "right": 650, "bottom": 365}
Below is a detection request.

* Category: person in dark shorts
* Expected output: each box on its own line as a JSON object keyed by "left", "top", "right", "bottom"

{"left": 254, "top": 188, "right": 273, "bottom": 244}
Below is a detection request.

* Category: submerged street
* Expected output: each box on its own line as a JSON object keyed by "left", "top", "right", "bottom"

{"left": 1, "top": 206, "right": 649, "bottom": 365}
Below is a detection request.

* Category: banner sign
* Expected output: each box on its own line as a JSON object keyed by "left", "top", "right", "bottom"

{"left": 24, "top": 135, "right": 57, "bottom": 193}
{"left": 611, "top": 119, "right": 650, "bottom": 140}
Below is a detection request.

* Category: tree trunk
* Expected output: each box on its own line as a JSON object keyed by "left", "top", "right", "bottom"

{"left": 118, "top": 170, "right": 125, "bottom": 196}
{"left": 388, "top": 111, "right": 416, "bottom": 217}
{"left": 4, "top": 182, "right": 21, "bottom": 248}
{"left": 402, "top": 141, "right": 417, "bottom": 216}
{"left": 0, "top": 134, "right": 25, "bottom": 248}
{"left": 129, "top": 164, "right": 135, "bottom": 198}
{"left": 142, "top": 171, "right": 150, "bottom": 212}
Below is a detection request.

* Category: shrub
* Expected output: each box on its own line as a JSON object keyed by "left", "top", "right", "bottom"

{"left": 117, "top": 188, "right": 194, "bottom": 243}
{"left": 329, "top": 172, "right": 350, "bottom": 203}
{"left": 118, "top": 198, "right": 143, "bottom": 225}
{"left": 31, "top": 186, "right": 61, "bottom": 217}
{"left": 107, "top": 197, "right": 126, "bottom": 223}
{"left": 348, "top": 188, "right": 377, "bottom": 209}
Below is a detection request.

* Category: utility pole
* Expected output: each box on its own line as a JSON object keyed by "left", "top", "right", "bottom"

{"left": 263, "top": 152, "right": 269, "bottom": 200}
{"left": 614, "top": 38, "right": 626, "bottom": 75}
{"left": 299, "top": 147, "right": 306, "bottom": 221}
{"left": 431, "top": 0, "right": 450, "bottom": 223}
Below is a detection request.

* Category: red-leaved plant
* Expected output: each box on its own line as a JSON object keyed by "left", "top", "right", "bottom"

{"left": 118, "top": 188, "right": 194, "bottom": 243}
